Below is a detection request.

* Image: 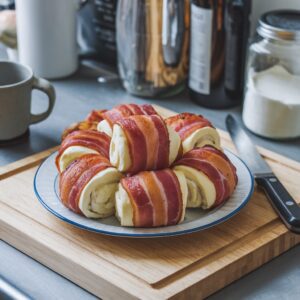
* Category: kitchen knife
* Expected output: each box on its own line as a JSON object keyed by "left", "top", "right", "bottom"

{"left": 226, "top": 114, "right": 300, "bottom": 233}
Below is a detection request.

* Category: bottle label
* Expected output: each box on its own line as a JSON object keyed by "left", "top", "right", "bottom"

{"left": 189, "top": 4, "right": 213, "bottom": 95}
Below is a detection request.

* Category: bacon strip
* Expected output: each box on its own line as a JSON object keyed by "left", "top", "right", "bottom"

{"left": 203, "top": 146, "right": 238, "bottom": 186}
{"left": 101, "top": 104, "right": 158, "bottom": 127}
{"left": 151, "top": 115, "right": 170, "bottom": 169}
{"left": 139, "top": 104, "right": 157, "bottom": 115}
{"left": 176, "top": 157, "right": 229, "bottom": 206}
{"left": 185, "top": 146, "right": 238, "bottom": 194}
{"left": 117, "top": 115, "right": 170, "bottom": 173}
{"left": 139, "top": 172, "right": 166, "bottom": 226}
{"left": 85, "top": 109, "right": 107, "bottom": 123}
{"left": 165, "top": 113, "right": 214, "bottom": 140}
{"left": 121, "top": 169, "right": 183, "bottom": 227}
{"left": 61, "top": 110, "right": 107, "bottom": 140}
{"left": 126, "top": 175, "right": 154, "bottom": 227}
{"left": 175, "top": 146, "right": 237, "bottom": 207}
{"left": 155, "top": 170, "right": 182, "bottom": 225}
{"left": 56, "top": 130, "right": 111, "bottom": 171}
{"left": 133, "top": 115, "right": 159, "bottom": 169}
{"left": 118, "top": 118, "right": 147, "bottom": 173}
{"left": 60, "top": 154, "right": 111, "bottom": 213}
{"left": 61, "top": 121, "right": 98, "bottom": 140}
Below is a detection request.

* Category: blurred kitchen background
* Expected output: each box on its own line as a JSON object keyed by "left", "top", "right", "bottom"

{"left": 0, "top": 0, "right": 300, "bottom": 145}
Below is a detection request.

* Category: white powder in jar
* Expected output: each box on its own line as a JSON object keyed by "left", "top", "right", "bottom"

{"left": 243, "top": 65, "right": 300, "bottom": 139}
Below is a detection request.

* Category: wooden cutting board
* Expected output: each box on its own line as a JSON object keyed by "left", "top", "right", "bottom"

{"left": 0, "top": 105, "right": 299, "bottom": 300}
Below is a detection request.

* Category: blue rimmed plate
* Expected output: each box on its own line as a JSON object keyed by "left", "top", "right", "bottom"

{"left": 34, "top": 150, "right": 254, "bottom": 238}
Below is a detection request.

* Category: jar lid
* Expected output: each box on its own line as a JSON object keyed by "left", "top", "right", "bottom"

{"left": 258, "top": 10, "right": 300, "bottom": 41}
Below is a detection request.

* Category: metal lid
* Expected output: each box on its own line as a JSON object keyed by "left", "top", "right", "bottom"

{"left": 257, "top": 10, "right": 300, "bottom": 41}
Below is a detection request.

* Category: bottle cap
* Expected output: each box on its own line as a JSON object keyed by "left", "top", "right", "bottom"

{"left": 258, "top": 10, "right": 300, "bottom": 41}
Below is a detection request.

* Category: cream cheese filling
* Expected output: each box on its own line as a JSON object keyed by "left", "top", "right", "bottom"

{"left": 115, "top": 184, "right": 134, "bottom": 227}
{"left": 182, "top": 127, "right": 221, "bottom": 153}
{"left": 168, "top": 126, "right": 181, "bottom": 164}
{"left": 174, "top": 170, "right": 188, "bottom": 223}
{"left": 59, "top": 146, "right": 98, "bottom": 173}
{"left": 173, "top": 165, "right": 216, "bottom": 209}
{"left": 79, "top": 167, "right": 123, "bottom": 218}
{"left": 97, "top": 120, "right": 113, "bottom": 137}
{"left": 109, "top": 124, "right": 132, "bottom": 172}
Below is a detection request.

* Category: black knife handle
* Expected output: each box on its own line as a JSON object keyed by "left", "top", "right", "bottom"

{"left": 256, "top": 175, "right": 300, "bottom": 234}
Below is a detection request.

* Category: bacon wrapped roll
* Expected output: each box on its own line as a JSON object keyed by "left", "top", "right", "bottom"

{"left": 85, "top": 109, "right": 107, "bottom": 123}
{"left": 174, "top": 146, "right": 238, "bottom": 209}
{"left": 61, "top": 109, "right": 107, "bottom": 140}
{"left": 165, "top": 113, "right": 221, "bottom": 153}
{"left": 60, "top": 154, "right": 123, "bottom": 218}
{"left": 115, "top": 169, "right": 187, "bottom": 227}
{"left": 97, "top": 103, "right": 158, "bottom": 136}
{"left": 56, "top": 130, "right": 111, "bottom": 173}
{"left": 110, "top": 115, "right": 181, "bottom": 173}
{"left": 61, "top": 121, "right": 98, "bottom": 140}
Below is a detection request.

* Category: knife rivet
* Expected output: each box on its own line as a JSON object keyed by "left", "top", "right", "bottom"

{"left": 269, "top": 178, "right": 277, "bottom": 182}
{"left": 286, "top": 201, "right": 294, "bottom": 206}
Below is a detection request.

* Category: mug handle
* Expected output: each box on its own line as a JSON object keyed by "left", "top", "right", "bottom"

{"left": 30, "top": 77, "right": 56, "bottom": 124}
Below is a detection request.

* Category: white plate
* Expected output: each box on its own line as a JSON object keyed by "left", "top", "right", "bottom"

{"left": 34, "top": 150, "right": 254, "bottom": 238}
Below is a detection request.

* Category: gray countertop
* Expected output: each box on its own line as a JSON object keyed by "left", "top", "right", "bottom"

{"left": 1, "top": 65, "right": 300, "bottom": 165}
{"left": 0, "top": 50, "right": 299, "bottom": 299}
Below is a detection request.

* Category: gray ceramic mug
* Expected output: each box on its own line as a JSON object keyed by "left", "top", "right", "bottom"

{"left": 0, "top": 61, "right": 56, "bottom": 141}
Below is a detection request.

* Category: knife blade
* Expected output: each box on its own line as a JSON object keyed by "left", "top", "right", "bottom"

{"left": 226, "top": 114, "right": 300, "bottom": 233}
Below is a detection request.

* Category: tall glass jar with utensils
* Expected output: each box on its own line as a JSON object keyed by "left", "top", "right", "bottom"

{"left": 116, "top": 0, "right": 190, "bottom": 97}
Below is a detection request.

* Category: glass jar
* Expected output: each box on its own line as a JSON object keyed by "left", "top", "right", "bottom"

{"left": 242, "top": 10, "right": 300, "bottom": 139}
{"left": 116, "top": 0, "right": 190, "bottom": 97}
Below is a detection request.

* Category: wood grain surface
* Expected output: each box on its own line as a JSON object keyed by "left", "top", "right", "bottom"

{"left": 0, "top": 106, "right": 299, "bottom": 299}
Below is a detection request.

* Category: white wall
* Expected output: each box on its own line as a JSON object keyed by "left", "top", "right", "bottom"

{"left": 251, "top": 0, "right": 300, "bottom": 35}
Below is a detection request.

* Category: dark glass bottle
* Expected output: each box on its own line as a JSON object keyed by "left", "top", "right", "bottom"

{"left": 77, "top": 0, "right": 118, "bottom": 66}
{"left": 224, "top": 0, "right": 251, "bottom": 99}
{"left": 93, "top": 0, "right": 118, "bottom": 65}
{"left": 188, "top": 0, "right": 251, "bottom": 109}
